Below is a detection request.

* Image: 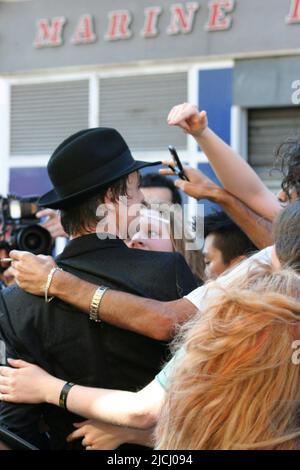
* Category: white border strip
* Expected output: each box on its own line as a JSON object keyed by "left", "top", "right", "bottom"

{"left": 0, "top": 79, "right": 10, "bottom": 194}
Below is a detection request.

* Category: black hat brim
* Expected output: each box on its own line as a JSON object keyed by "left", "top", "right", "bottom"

{"left": 38, "top": 160, "right": 161, "bottom": 209}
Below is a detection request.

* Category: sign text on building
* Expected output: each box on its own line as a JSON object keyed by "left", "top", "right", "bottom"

{"left": 33, "top": 0, "right": 300, "bottom": 48}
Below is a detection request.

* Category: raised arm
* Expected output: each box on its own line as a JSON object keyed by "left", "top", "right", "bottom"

{"left": 167, "top": 103, "right": 281, "bottom": 221}
{"left": 160, "top": 165, "right": 273, "bottom": 249}
{"left": 9, "top": 251, "right": 198, "bottom": 341}
{"left": 0, "top": 359, "right": 164, "bottom": 430}
{"left": 217, "top": 190, "right": 273, "bottom": 249}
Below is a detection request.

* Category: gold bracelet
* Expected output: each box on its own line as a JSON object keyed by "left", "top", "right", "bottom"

{"left": 89, "top": 286, "right": 109, "bottom": 322}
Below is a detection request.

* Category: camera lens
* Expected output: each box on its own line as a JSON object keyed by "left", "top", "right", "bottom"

{"left": 16, "top": 225, "right": 53, "bottom": 255}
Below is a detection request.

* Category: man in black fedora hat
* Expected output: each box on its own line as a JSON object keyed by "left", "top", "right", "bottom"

{"left": 0, "top": 127, "right": 197, "bottom": 449}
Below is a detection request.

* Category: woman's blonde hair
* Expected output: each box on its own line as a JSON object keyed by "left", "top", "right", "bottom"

{"left": 156, "top": 264, "right": 300, "bottom": 450}
{"left": 141, "top": 205, "right": 205, "bottom": 282}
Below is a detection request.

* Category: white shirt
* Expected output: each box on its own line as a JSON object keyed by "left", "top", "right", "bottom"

{"left": 185, "top": 246, "right": 273, "bottom": 309}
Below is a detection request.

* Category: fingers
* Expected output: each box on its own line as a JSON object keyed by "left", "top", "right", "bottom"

{"left": 9, "top": 250, "right": 32, "bottom": 261}
{"left": 36, "top": 209, "right": 56, "bottom": 219}
{"left": 0, "top": 360, "right": 29, "bottom": 383}
{"left": 161, "top": 160, "right": 176, "bottom": 167}
{"left": 159, "top": 169, "right": 177, "bottom": 176}
{"left": 199, "top": 110, "right": 207, "bottom": 121}
{"left": 0, "top": 366, "right": 13, "bottom": 377}
{"left": 0, "top": 392, "right": 14, "bottom": 402}
{"left": 0, "top": 376, "right": 10, "bottom": 387}
{"left": 66, "top": 426, "right": 86, "bottom": 442}
{"left": 40, "top": 220, "right": 57, "bottom": 230}
{"left": 73, "top": 420, "right": 90, "bottom": 428}
{"left": 7, "top": 358, "right": 31, "bottom": 369}
{"left": 82, "top": 437, "right": 91, "bottom": 447}
{"left": 36, "top": 210, "right": 66, "bottom": 239}
{"left": 161, "top": 160, "right": 190, "bottom": 172}
{"left": 174, "top": 180, "right": 188, "bottom": 191}
{"left": 0, "top": 372, "right": 11, "bottom": 394}
{"left": 37, "top": 255, "right": 52, "bottom": 261}
{"left": 0, "top": 370, "right": 15, "bottom": 400}
{"left": 3, "top": 266, "right": 15, "bottom": 277}
{"left": 167, "top": 103, "right": 208, "bottom": 139}
{"left": 0, "top": 385, "right": 10, "bottom": 394}
{"left": 2, "top": 266, "right": 16, "bottom": 286}
{"left": 167, "top": 103, "right": 198, "bottom": 126}
{"left": 174, "top": 180, "right": 202, "bottom": 199}
{"left": 10, "top": 251, "right": 55, "bottom": 270}
{"left": 73, "top": 422, "right": 83, "bottom": 428}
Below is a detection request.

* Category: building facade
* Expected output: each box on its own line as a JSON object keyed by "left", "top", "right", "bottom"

{"left": 0, "top": 0, "right": 300, "bottom": 213}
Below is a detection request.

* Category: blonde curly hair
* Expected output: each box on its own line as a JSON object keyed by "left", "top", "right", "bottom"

{"left": 156, "top": 264, "right": 300, "bottom": 450}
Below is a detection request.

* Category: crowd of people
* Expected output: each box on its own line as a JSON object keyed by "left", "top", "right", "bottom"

{"left": 0, "top": 102, "right": 299, "bottom": 450}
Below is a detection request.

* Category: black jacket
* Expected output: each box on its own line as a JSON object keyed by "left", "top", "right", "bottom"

{"left": 0, "top": 234, "right": 198, "bottom": 449}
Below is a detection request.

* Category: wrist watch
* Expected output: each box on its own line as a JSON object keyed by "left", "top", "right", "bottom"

{"left": 89, "top": 286, "right": 109, "bottom": 322}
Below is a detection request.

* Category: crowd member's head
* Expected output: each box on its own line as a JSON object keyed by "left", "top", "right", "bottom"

{"left": 272, "top": 199, "right": 300, "bottom": 272}
{"left": 0, "top": 229, "right": 16, "bottom": 288}
{"left": 275, "top": 138, "right": 300, "bottom": 204}
{"left": 156, "top": 265, "right": 300, "bottom": 450}
{"left": 140, "top": 173, "right": 182, "bottom": 206}
{"left": 203, "top": 211, "right": 257, "bottom": 280}
{"left": 127, "top": 208, "right": 173, "bottom": 253}
{"left": 127, "top": 207, "right": 205, "bottom": 283}
{"left": 0, "top": 248, "right": 12, "bottom": 289}
{"left": 59, "top": 174, "right": 139, "bottom": 239}
{"left": 38, "top": 128, "right": 160, "bottom": 240}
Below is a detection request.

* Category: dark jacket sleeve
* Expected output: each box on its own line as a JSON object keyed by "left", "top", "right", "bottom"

{"left": 173, "top": 252, "right": 200, "bottom": 298}
{"left": 0, "top": 290, "right": 48, "bottom": 449}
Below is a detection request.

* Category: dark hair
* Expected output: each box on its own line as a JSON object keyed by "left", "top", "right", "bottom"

{"left": 274, "top": 138, "right": 300, "bottom": 199}
{"left": 204, "top": 211, "right": 257, "bottom": 264}
{"left": 273, "top": 200, "right": 300, "bottom": 272}
{"left": 140, "top": 173, "right": 182, "bottom": 205}
{"left": 60, "top": 175, "right": 129, "bottom": 236}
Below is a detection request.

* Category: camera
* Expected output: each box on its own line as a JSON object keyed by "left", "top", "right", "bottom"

{"left": 0, "top": 195, "right": 53, "bottom": 255}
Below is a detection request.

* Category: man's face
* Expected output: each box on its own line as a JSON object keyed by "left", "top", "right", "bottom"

{"left": 141, "top": 187, "right": 173, "bottom": 205}
{"left": 114, "top": 172, "right": 145, "bottom": 239}
{"left": 203, "top": 234, "right": 229, "bottom": 280}
{"left": 203, "top": 234, "right": 247, "bottom": 280}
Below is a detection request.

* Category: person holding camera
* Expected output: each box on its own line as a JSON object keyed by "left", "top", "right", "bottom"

{"left": 36, "top": 209, "right": 67, "bottom": 240}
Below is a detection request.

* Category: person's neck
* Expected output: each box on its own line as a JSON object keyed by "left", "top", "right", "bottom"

{"left": 69, "top": 230, "right": 96, "bottom": 241}
{"left": 69, "top": 225, "right": 120, "bottom": 241}
{"left": 95, "top": 212, "right": 126, "bottom": 239}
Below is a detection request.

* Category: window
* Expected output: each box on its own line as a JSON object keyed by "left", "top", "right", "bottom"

{"left": 248, "top": 107, "right": 300, "bottom": 191}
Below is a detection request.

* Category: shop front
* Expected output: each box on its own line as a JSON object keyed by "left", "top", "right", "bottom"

{"left": 0, "top": 0, "right": 299, "bottom": 204}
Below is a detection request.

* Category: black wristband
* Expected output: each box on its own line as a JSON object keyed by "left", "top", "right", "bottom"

{"left": 59, "top": 382, "right": 75, "bottom": 410}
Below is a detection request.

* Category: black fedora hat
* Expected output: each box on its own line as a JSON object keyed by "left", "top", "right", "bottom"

{"left": 38, "top": 127, "right": 161, "bottom": 209}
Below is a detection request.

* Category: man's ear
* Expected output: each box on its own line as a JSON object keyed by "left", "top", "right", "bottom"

{"left": 271, "top": 245, "right": 281, "bottom": 269}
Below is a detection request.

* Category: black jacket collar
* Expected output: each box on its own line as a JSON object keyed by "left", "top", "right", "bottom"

{"left": 56, "top": 233, "right": 128, "bottom": 261}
